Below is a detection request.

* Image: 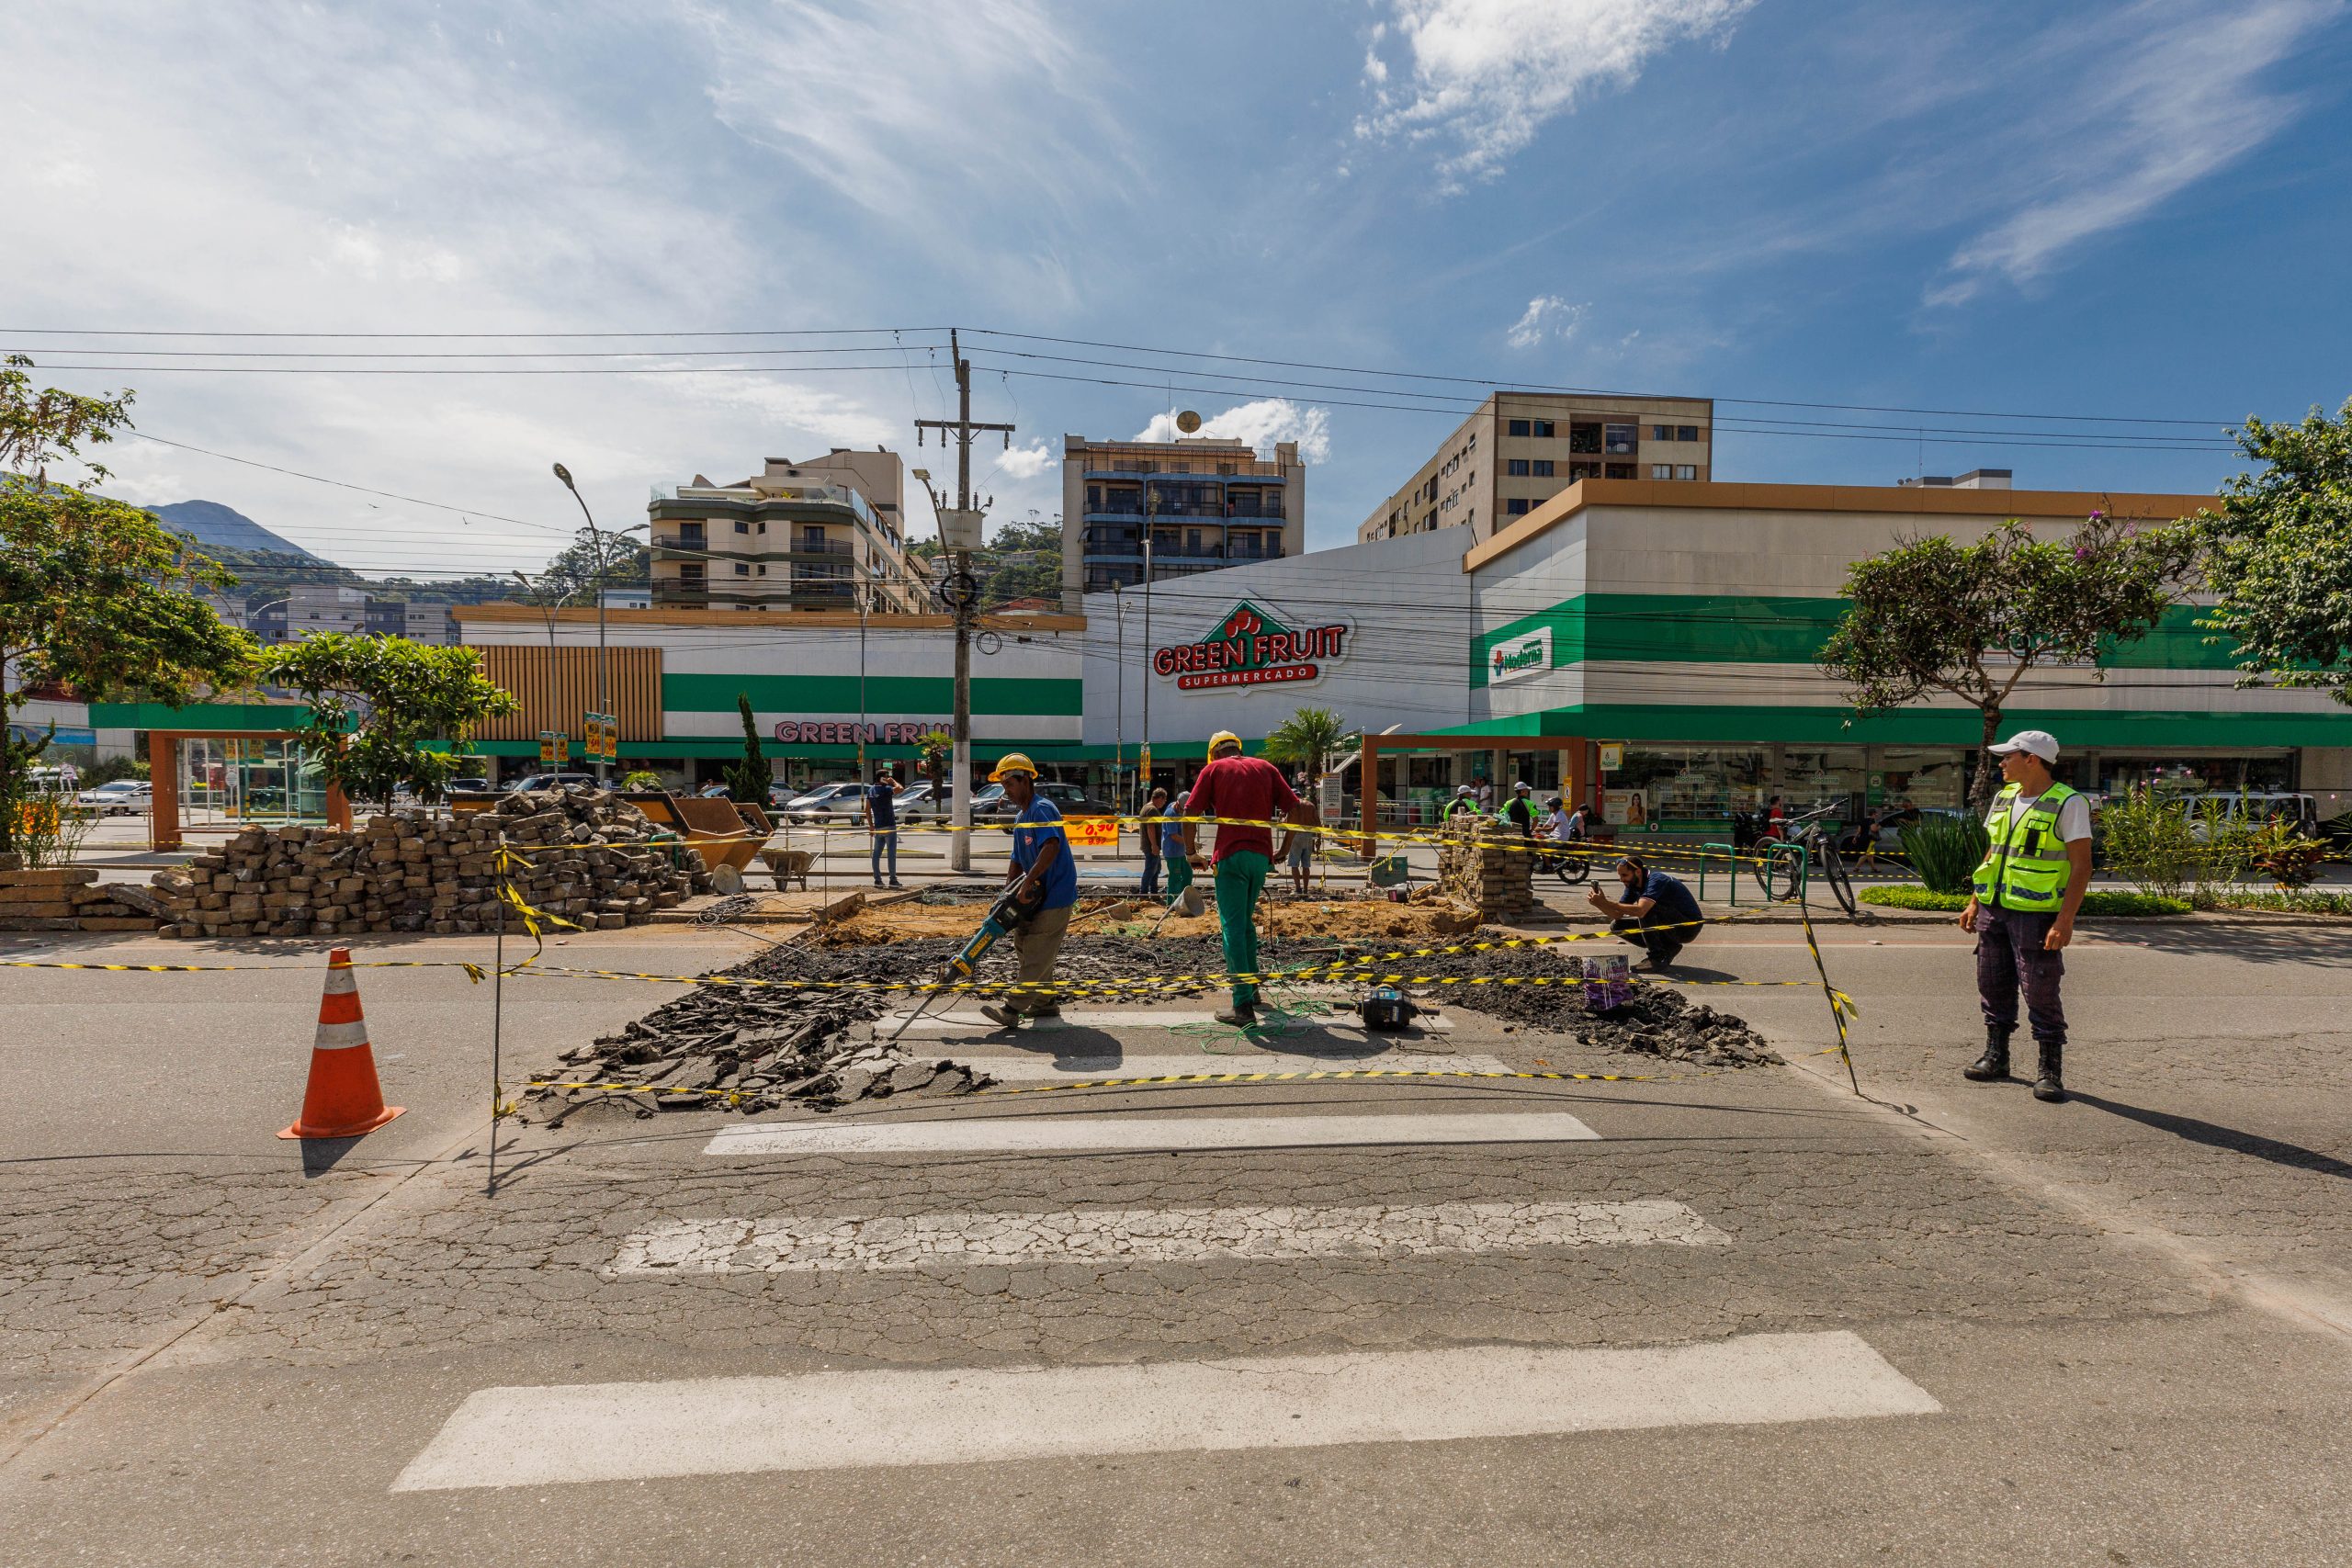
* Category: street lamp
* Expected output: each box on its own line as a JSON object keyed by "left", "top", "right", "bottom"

{"left": 551, "top": 461, "right": 613, "bottom": 783}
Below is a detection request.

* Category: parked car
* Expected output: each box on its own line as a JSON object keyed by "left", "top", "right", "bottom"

{"left": 447, "top": 775, "right": 492, "bottom": 795}
{"left": 695, "top": 783, "right": 736, "bottom": 799}
{"left": 777, "top": 781, "right": 868, "bottom": 824}
{"left": 74, "top": 779, "right": 152, "bottom": 816}
{"left": 766, "top": 782, "right": 800, "bottom": 811}
{"left": 2183, "top": 791, "right": 2318, "bottom": 840}
{"left": 505, "top": 772, "right": 598, "bottom": 793}
{"left": 972, "top": 780, "right": 1116, "bottom": 828}
{"left": 889, "top": 781, "right": 959, "bottom": 822}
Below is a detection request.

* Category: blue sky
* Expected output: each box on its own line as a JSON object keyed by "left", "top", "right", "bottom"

{"left": 6, "top": 0, "right": 2348, "bottom": 579}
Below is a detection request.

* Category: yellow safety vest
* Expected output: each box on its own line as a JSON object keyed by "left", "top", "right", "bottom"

{"left": 1973, "top": 783, "right": 2079, "bottom": 911}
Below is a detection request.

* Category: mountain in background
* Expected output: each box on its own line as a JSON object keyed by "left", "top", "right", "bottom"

{"left": 146, "top": 499, "right": 324, "bottom": 562}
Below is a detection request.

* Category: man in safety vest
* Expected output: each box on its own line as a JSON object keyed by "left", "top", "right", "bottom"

{"left": 1961, "top": 729, "right": 2092, "bottom": 1103}
{"left": 1442, "top": 785, "right": 1481, "bottom": 822}
{"left": 1182, "top": 730, "right": 1301, "bottom": 1028}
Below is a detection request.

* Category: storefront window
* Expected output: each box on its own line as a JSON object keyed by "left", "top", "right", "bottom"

{"left": 1874, "top": 748, "right": 1966, "bottom": 811}
{"left": 2093, "top": 753, "right": 2297, "bottom": 799}
{"left": 1610, "top": 747, "right": 1769, "bottom": 822}
{"left": 1780, "top": 746, "right": 1870, "bottom": 812}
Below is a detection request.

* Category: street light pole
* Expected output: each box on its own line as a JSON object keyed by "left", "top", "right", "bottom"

{"left": 1140, "top": 487, "right": 1156, "bottom": 799}
{"left": 550, "top": 462, "right": 610, "bottom": 784}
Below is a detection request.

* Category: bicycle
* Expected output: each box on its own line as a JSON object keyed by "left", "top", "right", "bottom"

{"left": 1765, "top": 802, "right": 1858, "bottom": 917}
{"left": 1541, "top": 834, "right": 1595, "bottom": 886}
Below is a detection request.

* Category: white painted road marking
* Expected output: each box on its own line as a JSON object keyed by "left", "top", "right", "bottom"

{"left": 959, "top": 1052, "right": 1508, "bottom": 1081}
{"left": 704, "top": 1111, "right": 1600, "bottom": 1156}
{"left": 392, "top": 1331, "right": 1939, "bottom": 1492}
{"left": 609, "top": 1199, "right": 1724, "bottom": 1274}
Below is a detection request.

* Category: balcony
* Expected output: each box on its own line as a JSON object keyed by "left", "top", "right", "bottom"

{"left": 792, "top": 537, "right": 853, "bottom": 557}
{"left": 1225, "top": 499, "right": 1285, "bottom": 520}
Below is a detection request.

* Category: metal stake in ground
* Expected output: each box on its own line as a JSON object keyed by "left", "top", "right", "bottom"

{"left": 1797, "top": 897, "right": 1860, "bottom": 1093}
{"left": 488, "top": 834, "right": 507, "bottom": 1196}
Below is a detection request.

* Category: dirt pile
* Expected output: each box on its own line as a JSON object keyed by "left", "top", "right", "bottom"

{"left": 150, "top": 785, "right": 704, "bottom": 939}
{"left": 1414, "top": 937, "right": 1783, "bottom": 1066}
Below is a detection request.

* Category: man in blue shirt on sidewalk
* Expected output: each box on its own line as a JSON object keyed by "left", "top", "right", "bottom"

{"left": 979, "top": 753, "right": 1079, "bottom": 1029}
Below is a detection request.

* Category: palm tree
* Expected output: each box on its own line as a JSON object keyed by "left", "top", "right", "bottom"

{"left": 1263, "top": 705, "right": 1354, "bottom": 784}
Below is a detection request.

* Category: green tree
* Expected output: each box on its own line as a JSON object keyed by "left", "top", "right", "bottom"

{"left": 1, "top": 484, "right": 258, "bottom": 853}
{"left": 909, "top": 512, "right": 1065, "bottom": 607}
{"left": 1819, "top": 514, "right": 2195, "bottom": 809}
{"left": 1262, "top": 705, "right": 1355, "bottom": 782}
{"left": 722, "top": 694, "right": 770, "bottom": 802}
{"left": 265, "top": 633, "right": 518, "bottom": 811}
{"left": 1, "top": 354, "right": 133, "bottom": 482}
{"left": 537, "top": 525, "right": 649, "bottom": 607}
{"left": 2197, "top": 397, "right": 2352, "bottom": 703}
{"left": 915, "top": 728, "right": 954, "bottom": 794}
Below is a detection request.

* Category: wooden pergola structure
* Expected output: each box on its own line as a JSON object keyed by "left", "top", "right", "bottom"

{"left": 146, "top": 730, "right": 351, "bottom": 852}
{"left": 1355, "top": 730, "right": 1592, "bottom": 846}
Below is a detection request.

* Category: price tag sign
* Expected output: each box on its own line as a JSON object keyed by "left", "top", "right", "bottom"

{"left": 1065, "top": 816, "right": 1119, "bottom": 848}
{"left": 539, "top": 730, "right": 565, "bottom": 764}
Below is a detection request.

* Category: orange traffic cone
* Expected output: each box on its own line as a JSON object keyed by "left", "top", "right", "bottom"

{"left": 278, "top": 947, "right": 405, "bottom": 1140}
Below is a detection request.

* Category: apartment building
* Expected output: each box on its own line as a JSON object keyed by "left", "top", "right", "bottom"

{"left": 647, "top": 448, "right": 931, "bottom": 614}
{"left": 1060, "top": 434, "right": 1306, "bottom": 604}
{"left": 1356, "top": 391, "right": 1714, "bottom": 545}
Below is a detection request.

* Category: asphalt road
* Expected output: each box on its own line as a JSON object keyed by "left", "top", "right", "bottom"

{"left": 2, "top": 915, "right": 2348, "bottom": 1565}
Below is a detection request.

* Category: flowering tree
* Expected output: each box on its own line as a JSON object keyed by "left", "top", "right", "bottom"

{"left": 1819, "top": 514, "right": 2196, "bottom": 808}
{"left": 2198, "top": 398, "right": 2352, "bottom": 703}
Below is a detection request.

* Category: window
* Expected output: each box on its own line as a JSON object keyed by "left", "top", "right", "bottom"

{"left": 1531, "top": 419, "right": 1555, "bottom": 438}
{"left": 1652, "top": 464, "right": 1674, "bottom": 479}
{"left": 1570, "top": 462, "right": 1600, "bottom": 481}
{"left": 735, "top": 520, "right": 750, "bottom": 534}
{"left": 1507, "top": 418, "right": 1531, "bottom": 436}
{"left": 735, "top": 562, "right": 750, "bottom": 576}
{"left": 1679, "top": 425, "right": 1701, "bottom": 442}
{"left": 1604, "top": 423, "right": 1637, "bottom": 454}
{"left": 1531, "top": 459, "right": 1554, "bottom": 478}
{"left": 1507, "top": 458, "right": 1531, "bottom": 477}
{"left": 1606, "top": 463, "right": 1635, "bottom": 479}
{"left": 1568, "top": 423, "right": 1602, "bottom": 454}
{"left": 1651, "top": 424, "right": 1673, "bottom": 441}
{"left": 680, "top": 562, "right": 704, "bottom": 581}
{"left": 1506, "top": 498, "right": 1532, "bottom": 516}
{"left": 1676, "top": 464, "right": 1699, "bottom": 480}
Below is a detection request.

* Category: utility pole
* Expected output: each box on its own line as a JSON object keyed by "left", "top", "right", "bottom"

{"left": 1140, "top": 485, "right": 1157, "bottom": 801}
{"left": 914, "top": 329, "right": 1014, "bottom": 874}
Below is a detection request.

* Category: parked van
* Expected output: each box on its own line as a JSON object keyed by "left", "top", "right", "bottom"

{"left": 2183, "top": 791, "right": 2318, "bottom": 840}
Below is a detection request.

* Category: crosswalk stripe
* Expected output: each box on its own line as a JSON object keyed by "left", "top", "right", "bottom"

{"left": 390, "top": 1331, "right": 1939, "bottom": 1492}
{"left": 883, "top": 1009, "right": 1454, "bottom": 1037}
{"left": 703, "top": 1111, "right": 1600, "bottom": 1156}
{"left": 609, "top": 1199, "right": 1724, "bottom": 1273}
{"left": 959, "top": 1052, "right": 1507, "bottom": 1081}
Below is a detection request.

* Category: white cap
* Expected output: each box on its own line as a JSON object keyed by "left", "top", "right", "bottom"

{"left": 1989, "top": 729, "right": 2060, "bottom": 763}
{"left": 1513, "top": 780, "right": 1532, "bottom": 790}
{"left": 1454, "top": 784, "right": 1473, "bottom": 795}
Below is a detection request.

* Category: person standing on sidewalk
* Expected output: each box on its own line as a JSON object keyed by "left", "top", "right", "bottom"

{"left": 978, "top": 754, "right": 1077, "bottom": 1030}
{"left": 1961, "top": 729, "right": 2091, "bottom": 1103}
{"left": 1500, "top": 780, "right": 1539, "bottom": 837}
{"left": 1278, "top": 784, "right": 1321, "bottom": 897}
{"left": 1160, "top": 790, "right": 1196, "bottom": 910}
{"left": 1137, "top": 785, "right": 1169, "bottom": 897}
{"left": 861, "top": 770, "right": 903, "bottom": 889}
{"left": 1182, "top": 731, "right": 1301, "bottom": 1028}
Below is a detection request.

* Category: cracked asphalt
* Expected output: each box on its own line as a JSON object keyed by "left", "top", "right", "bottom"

{"left": 2, "top": 918, "right": 2349, "bottom": 1565}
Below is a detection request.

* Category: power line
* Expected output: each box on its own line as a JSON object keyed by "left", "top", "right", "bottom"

{"left": 127, "top": 434, "right": 577, "bottom": 535}
{"left": 1, "top": 325, "right": 939, "bottom": 340}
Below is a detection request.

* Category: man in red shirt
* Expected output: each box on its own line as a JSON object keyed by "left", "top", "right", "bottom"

{"left": 1182, "top": 730, "right": 1300, "bottom": 1026}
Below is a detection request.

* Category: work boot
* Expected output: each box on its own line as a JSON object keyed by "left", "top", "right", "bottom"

{"left": 2033, "top": 1040, "right": 2067, "bottom": 1103}
{"left": 1962, "top": 1025, "right": 2012, "bottom": 1082}
{"left": 1215, "top": 1004, "right": 1259, "bottom": 1029}
{"left": 978, "top": 1003, "right": 1022, "bottom": 1030}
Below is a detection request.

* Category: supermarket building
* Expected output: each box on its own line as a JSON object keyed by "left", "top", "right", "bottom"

{"left": 90, "top": 479, "right": 2352, "bottom": 826}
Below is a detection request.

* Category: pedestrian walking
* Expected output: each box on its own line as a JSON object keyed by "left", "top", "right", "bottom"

{"left": 1961, "top": 730, "right": 2091, "bottom": 1103}
{"left": 861, "top": 769, "right": 902, "bottom": 889}
{"left": 1161, "top": 790, "right": 1196, "bottom": 910}
{"left": 1182, "top": 730, "right": 1301, "bottom": 1027}
{"left": 1136, "top": 785, "right": 1169, "bottom": 897}
{"left": 1587, "top": 855, "right": 1705, "bottom": 972}
{"left": 1278, "top": 786, "right": 1321, "bottom": 897}
{"left": 978, "top": 754, "right": 1078, "bottom": 1030}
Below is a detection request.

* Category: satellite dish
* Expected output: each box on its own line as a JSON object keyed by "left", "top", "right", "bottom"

{"left": 1175, "top": 410, "right": 1203, "bottom": 434}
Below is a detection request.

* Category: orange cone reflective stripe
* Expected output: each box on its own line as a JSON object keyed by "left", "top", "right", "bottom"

{"left": 278, "top": 947, "right": 405, "bottom": 1140}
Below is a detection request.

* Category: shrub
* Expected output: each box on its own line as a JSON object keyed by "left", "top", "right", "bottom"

{"left": 1896, "top": 813, "right": 1988, "bottom": 895}
{"left": 2097, "top": 786, "right": 2199, "bottom": 901}
{"left": 83, "top": 756, "right": 151, "bottom": 787}
{"left": 1860, "top": 886, "right": 2190, "bottom": 916}
{"left": 2246, "top": 818, "right": 2327, "bottom": 889}
{"left": 619, "top": 769, "right": 664, "bottom": 792}
{"left": 2195, "top": 889, "right": 2352, "bottom": 916}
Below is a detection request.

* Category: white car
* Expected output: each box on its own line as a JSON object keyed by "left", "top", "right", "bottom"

{"left": 779, "top": 781, "right": 868, "bottom": 824}
{"left": 74, "top": 780, "right": 152, "bottom": 816}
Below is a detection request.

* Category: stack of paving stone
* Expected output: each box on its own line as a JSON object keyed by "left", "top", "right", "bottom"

{"left": 0, "top": 866, "right": 164, "bottom": 931}
{"left": 149, "top": 785, "right": 707, "bottom": 940}
{"left": 1435, "top": 818, "right": 1540, "bottom": 922}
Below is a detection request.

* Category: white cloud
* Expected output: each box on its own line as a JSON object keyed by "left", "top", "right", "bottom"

{"left": 1506, "top": 295, "right": 1586, "bottom": 348}
{"left": 1133, "top": 399, "right": 1331, "bottom": 463}
{"left": 1928, "top": 0, "right": 2337, "bottom": 306}
{"left": 994, "top": 440, "right": 1057, "bottom": 479}
{"left": 1357, "top": 0, "right": 1756, "bottom": 187}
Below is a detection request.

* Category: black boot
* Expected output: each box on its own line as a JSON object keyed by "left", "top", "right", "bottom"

{"left": 1962, "top": 1025, "right": 2012, "bottom": 1082}
{"left": 2033, "top": 1040, "right": 2067, "bottom": 1103}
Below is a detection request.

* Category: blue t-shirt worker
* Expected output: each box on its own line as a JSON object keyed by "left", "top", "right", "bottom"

{"left": 1587, "top": 855, "right": 1704, "bottom": 972}
{"left": 980, "top": 753, "right": 1078, "bottom": 1029}
{"left": 861, "top": 772, "right": 902, "bottom": 889}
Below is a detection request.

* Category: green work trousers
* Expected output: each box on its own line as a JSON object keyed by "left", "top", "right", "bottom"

{"left": 1164, "top": 852, "right": 1193, "bottom": 908}
{"left": 1214, "top": 850, "right": 1270, "bottom": 1010}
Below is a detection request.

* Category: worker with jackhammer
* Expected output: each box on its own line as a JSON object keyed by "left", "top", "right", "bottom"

{"left": 1960, "top": 729, "right": 2090, "bottom": 1103}
{"left": 1182, "top": 730, "right": 1301, "bottom": 1028}
{"left": 978, "top": 753, "right": 1078, "bottom": 1031}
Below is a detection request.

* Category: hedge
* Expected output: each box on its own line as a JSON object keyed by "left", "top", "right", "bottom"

{"left": 1860, "top": 886, "right": 2191, "bottom": 916}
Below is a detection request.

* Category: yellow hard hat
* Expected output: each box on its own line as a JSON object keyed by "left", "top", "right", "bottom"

{"left": 989, "top": 752, "right": 1039, "bottom": 782}
{"left": 1206, "top": 730, "right": 1243, "bottom": 758}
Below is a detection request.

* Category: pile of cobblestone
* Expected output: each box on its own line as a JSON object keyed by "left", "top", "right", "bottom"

{"left": 1419, "top": 939, "right": 1783, "bottom": 1066}
{"left": 0, "top": 866, "right": 165, "bottom": 931}
{"left": 150, "top": 786, "right": 705, "bottom": 939}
